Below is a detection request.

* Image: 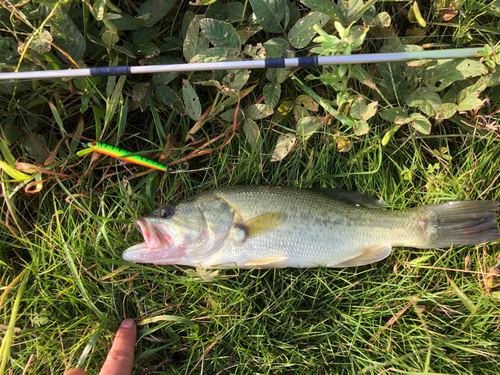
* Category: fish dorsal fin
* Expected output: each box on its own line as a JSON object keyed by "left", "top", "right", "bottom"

{"left": 329, "top": 244, "right": 392, "bottom": 267}
{"left": 236, "top": 212, "right": 284, "bottom": 241}
{"left": 311, "top": 188, "right": 387, "bottom": 209}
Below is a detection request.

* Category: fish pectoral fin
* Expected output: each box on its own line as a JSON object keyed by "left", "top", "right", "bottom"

{"left": 329, "top": 244, "right": 392, "bottom": 267}
{"left": 236, "top": 212, "right": 284, "bottom": 241}
{"left": 242, "top": 257, "right": 289, "bottom": 268}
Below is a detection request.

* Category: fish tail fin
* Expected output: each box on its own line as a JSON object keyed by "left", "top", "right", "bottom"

{"left": 418, "top": 201, "right": 500, "bottom": 248}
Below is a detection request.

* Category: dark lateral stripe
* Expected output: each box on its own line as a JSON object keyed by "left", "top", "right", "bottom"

{"left": 297, "top": 56, "right": 318, "bottom": 67}
{"left": 89, "top": 66, "right": 131, "bottom": 77}
{"left": 264, "top": 59, "right": 286, "bottom": 69}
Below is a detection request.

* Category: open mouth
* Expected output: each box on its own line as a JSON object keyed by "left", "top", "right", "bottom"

{"left": 133, "top": 218, "right": 172, "bottom": 249}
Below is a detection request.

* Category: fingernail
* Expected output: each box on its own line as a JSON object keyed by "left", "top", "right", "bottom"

{"left": 121, "top": 318, "right": 135, "bottom": 328}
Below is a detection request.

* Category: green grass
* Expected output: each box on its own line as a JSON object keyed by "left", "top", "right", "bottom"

{"left": 1, "top": 0, "right": 500, "bottom": 374}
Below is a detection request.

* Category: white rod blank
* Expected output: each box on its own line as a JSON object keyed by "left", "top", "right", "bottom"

{"left": 0, "top": 48, "right": 480, "bottom": 81}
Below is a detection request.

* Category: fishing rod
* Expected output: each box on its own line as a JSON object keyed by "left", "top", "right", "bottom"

{"left": 0, "top": 48, "right": 481, "bottom": 81}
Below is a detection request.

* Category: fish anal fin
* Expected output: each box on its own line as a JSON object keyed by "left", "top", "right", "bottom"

{"left": 236, "top": 212, "right": 284, "bottom": 241}
{"left": 242, "top": 257, "right": 289, "bottom": 268}
{"left": 329, "top": 244, "right": 392, "bottom": 267}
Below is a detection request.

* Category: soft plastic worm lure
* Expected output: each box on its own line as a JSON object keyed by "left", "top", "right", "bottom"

{"left": 77, "top": 141, "right": 167, "bottom": 171}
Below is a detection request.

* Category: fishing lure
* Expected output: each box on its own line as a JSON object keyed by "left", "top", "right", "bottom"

{"left": 77, "top": 141, "right": 167, "bottom": 171}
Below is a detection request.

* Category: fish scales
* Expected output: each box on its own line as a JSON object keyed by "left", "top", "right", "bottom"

{"left": 123, "top": 186, "right": 500, "bottom": 269}
{"left": 207, "top": 186, "right": 418, "bottom": 267}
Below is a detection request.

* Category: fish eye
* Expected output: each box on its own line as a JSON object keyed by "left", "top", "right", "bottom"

{"left": 159, "top": 206, "right": 175, "bottom": 219}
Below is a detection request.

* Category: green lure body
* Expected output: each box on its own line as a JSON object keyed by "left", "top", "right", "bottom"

{"left": 78, "top": 142, "right": 167, "bottom": 171}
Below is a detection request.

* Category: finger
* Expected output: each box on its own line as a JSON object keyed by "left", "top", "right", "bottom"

{"left": 99, "top": 319, "right": 137, "bottom": 375}
{"left": 64, "top": 369, "right": 88, "bottom": 375}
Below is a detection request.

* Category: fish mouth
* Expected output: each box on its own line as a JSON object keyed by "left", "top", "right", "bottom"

{"left": 122, "top": 218, "right": 177, "bottom": 263}
{"left": 132, "top": 218, "right": 173, "bottom": 249}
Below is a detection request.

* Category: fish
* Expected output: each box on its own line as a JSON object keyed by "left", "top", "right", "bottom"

{"left": 122, "top": 186, "right": 500, "bottom": 269}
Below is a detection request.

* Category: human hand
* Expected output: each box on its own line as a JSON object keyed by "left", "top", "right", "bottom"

{"left": 65, "top": 318, "right": 137, "bottom": 375}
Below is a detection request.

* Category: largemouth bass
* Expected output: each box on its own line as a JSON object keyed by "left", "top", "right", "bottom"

{"left": 123, "top": 186, "right": 500, "bottom": 269}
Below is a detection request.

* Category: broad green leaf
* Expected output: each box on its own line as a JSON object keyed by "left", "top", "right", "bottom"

{"left": 247, "top": 104, "right": 274, "bottom": 120}
{"left": 335, "top": 114, "right": 355, "bottom": 127}
{"left": 350, "top": 97, "right": 378, "bottom": 120}
{"left": 288, "top": 0, "right": 302, "bottom": 27}
{"left": 249, "top": 0, "right": 286, "bottom": 33}
{"left": 457, "top": 82, "right": 487, "bottom": 103}
{"left": 263, "top": 83, "right": 281, "bottom": 108}
{"left": 29, "top": 29, "right": 52, "bottom": 54}
{"left": 93, "top": 0, "right": 106, "bottom": 21}
{"left": 134, "top": 41, "right": 160, "bottom": 57}
{"left": 436, "top": 103, "right": 457, "bottom": 120}
{"left": 380, "top": 108, "right": 410, "bottom": 124}
{"left": 182, "top": 11, "right": 195, "bottom": 39}
{"left": 409, "top": 113, "right": 431, "bottom": 134}
{"left": 363, "top": 11, "right": 391, "bottom": 28}
{"left": 296, "top": 116, "right": 323, "bottom": 140}
{"left": 183, "top": 80, "right": 202, "bottom": 121}
{"left": 0, "top": 37, "right": 19, "bottom": 64}
{"left": 295, "top": 95, "right": 318, "bottom": 111}
{"left": 223, "top": 2, "right": 245, "bottom": 21}
{"left": 477, "top": 71, "right": 500, "bottom": 88}
{"left": 271, "top": 134, "right": 296, "bottom": 161}
{"left": 458, "top": 96, "right": 484, "bottom": 112}
{"left": 350, "top": 97, "right": 366, "bottom": 120}
{"left": 288, "top": 12, "right": 330, "bottom": 49}
{"left": 191, "top": 47, "right": 240, "bottom": 63}
{"left": 221, "top": 108, "right": 244, "bottom": 123}
{"left": 293, "top": 106, "right": 310, "bottom": 121}
{"left": 102, "top": 30, "right": 119, "bottom": 48}
{"left": 160, "top": 37, "right": 183, "bottom": 52}
{"left": 266, "top": 68, "right": 289, "bottom": 84}
{"left": 425, "top": 59, "right": 488, "bottom": 92}
{"left": 156, "top": 85, "right": 186, "bottom": 115}
{"left": 184, "top": 15, "right": 209, "bottom": 63}
{"left": 24, "top": 134, "right": 48, "bottom": 163}
{"left": 243, "top": 119, "right": 262, "bottom": 148}
{"left": 263, "top": 37, "right": 290, "bottom": 58}
{"left": 105, "top": 13, "right": 145, "bottom": 31}
{"left": 354, "top": 120, "right": 369, "bottom": 135}
{"left": 113, "top": 45, "right": 136, "bottom": 58}
{"left": 200, "top": 19, "right": 240, "bottom": 48}
{"left": 350, "top": 65, "right": 379, "bottom": 91}
{"left": 205, "top": 0, "right": 225, "bottom": 20}
{"left": 224, "top": 69, "right": 250, "bottom": 91}
{"left": 338, "top": 0, "right": 365, "bottom": 24}
{"left": 300, "top": 0, "right": 344, "bottom": 23}
{"left": 139, "top": 0, "right": 176, "bottom": 27}
{"left": 50, "top": 10, "right": 85, "bottom": 61}
{"left": 133, "top": 26, "right": 158, "bottom": 44}
{"left": 406, "top": 87, "right": 442, "bottom": 116}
